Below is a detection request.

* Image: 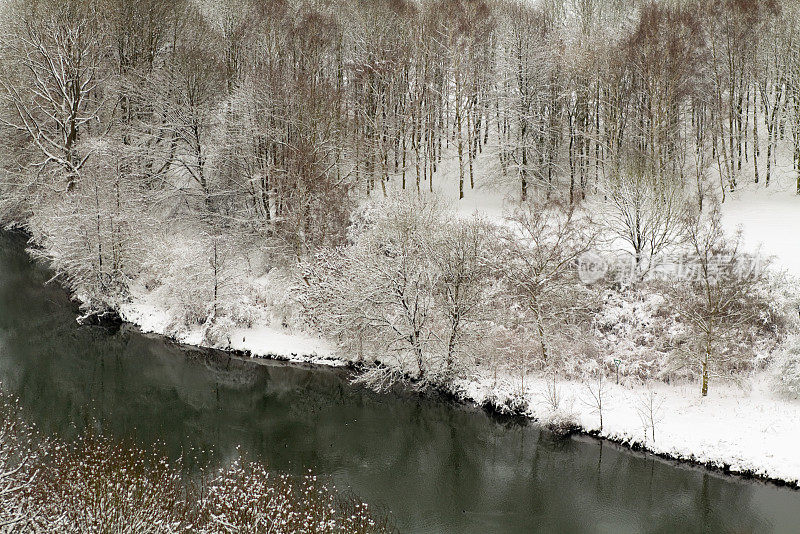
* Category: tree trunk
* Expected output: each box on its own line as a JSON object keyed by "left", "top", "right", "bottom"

{"left": 753, "top": 90, "right": 760, "bottom": 184}
{"left": 457, "top": 94, "right": 464, "bottom": 200}
{"left": 532, "top": 296, "right": 548, "bottom": 365}
{"left": 446, "top": 314, "right": 460, "bottom": 380}
{"left": 701, "top": 346, "right": 709, "bottom": 397}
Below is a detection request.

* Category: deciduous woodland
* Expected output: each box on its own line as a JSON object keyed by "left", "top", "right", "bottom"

{"left": 2, "top": 0, "right": 800, "bottom": 488}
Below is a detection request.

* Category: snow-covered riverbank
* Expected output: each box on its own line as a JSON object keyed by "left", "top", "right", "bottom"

{"left": 118, "top": 291, "right": 342, "bottom": 368}
{"left": 462, "top": 374, "right": 800, "bottom": 487}
{"left": 7, "top": 156, "right": 764, "bottom": 492}
{"left": 111, "top": 282, "right": 800, "bottom": 489}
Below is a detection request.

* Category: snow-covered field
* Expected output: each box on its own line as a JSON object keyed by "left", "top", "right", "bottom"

{"left": 109, "top": 149, "right": 800, "bottom": 488}
{"left": 722, "top": 188, "right": 800, "bottom": 275}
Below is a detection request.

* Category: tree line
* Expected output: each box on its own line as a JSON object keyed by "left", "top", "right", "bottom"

{"left": 3, "top": 0, "right": 799, "bottom": 234}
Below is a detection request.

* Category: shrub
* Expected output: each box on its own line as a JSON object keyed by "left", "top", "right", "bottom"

{"left": 773, "top": 337, "right": 800, "bottom": 399}
{"left": 0, "top": 392, "right": 394, "bottom": 533}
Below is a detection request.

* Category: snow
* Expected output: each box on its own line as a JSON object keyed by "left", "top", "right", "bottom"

{"left": 385, "top": 143, "right": 518, "bottom": 222}
{"left": 722, "top": 184, "right": 800, "bottom": 275}
{"left": 118, "top": 286, "right": 340, "bottom": 367}
{"left": 226, "top": 326, "right": 339, "bottom": 366}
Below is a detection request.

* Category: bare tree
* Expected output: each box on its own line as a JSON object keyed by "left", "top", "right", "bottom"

{"left": 603, "top": 163, "right": 688, "bottom": 278}
{"left": 673, "top": 206, "right": 771, "bottom": 396}
{"left": 583, "top": 372, "right": 606, "bottom": 431}
{"left": 431, "top": 216, "right": 497, "bottom": 380}
{"left": 635, "top": 382, "right": 663, "bottom": 442}
{"left": 0, "top": 0, "right": 107, "bottom": 191}
{"left": 502, "top": 196, "right": 594, "bottom": 368}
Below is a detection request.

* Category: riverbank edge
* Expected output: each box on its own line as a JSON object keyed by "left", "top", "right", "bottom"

{"left": 115, "top": 314, "right": 800, "bottom": 493}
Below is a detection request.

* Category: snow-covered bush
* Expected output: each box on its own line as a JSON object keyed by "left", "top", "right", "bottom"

{"left": 541, "top": 410, "right": 580, "bottom": 438}
{"left": 222, "top": 294, "right": 261, "bottom": 329}
{"left": 0, "top": 391, "right": 394, "bottom": 533}
{"left": 482, "top": 388, "right": 529, "bottom": 416}
{"left": 592, "top": 287, "right": 681, "bottom": 381}
{"left": 203, "top": 316, "right": 236, "bottom": 348}
{"left": 772, "top": 337, "right": 800, "bottom": 399}
{"left": 537, "top": 374, "right": 579, "bottom": 436}
{"left": 0, "top": 390, "right": 41, "bottom": 530}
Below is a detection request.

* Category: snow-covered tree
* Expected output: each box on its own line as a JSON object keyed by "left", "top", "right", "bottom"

{"left": 502, "top": 196, "right": 595, "bottom": 369}
{"left": 603, "top": 163, "right": 688, "bottom": 277}
{"left": 0, "top": 0, "right": 107, "bottom": 192}
{"left": 431, "top": 216, "right": 498, "bottom": 380}
{"left": 302, "top": 197, "right": 441, "bottom": 379}
{"left": 672, "top": 206, "right": 773, "bottom": 396}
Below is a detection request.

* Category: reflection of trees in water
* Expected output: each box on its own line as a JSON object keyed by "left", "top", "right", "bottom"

{"left": 182, "top": 348, "right": 259, "bottom": 389}
{"left": 534, "top": 437, "right": 770, "bottom": 534}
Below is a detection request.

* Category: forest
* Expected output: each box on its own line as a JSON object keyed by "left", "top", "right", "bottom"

{"left": 0, "top": 0, "right": 798, "bottom": 410}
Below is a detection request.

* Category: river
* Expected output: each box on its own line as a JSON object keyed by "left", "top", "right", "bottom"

{"left": 0, "top": 230, "right": 798, "bottom": 533}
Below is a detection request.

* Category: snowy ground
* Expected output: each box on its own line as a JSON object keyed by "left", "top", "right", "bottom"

{"left": 722, "top": 185, "right": 800, "bottom": 275}
{"left": 109, "top": 146, "right": 800, "bottom": 487}
{"left": 117, "top": 289, "right": 342, "bottom": 368}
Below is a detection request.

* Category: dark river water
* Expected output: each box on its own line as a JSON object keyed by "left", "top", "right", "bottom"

{"left": 1, "top": 230, "right": 799, "bottom": 533}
